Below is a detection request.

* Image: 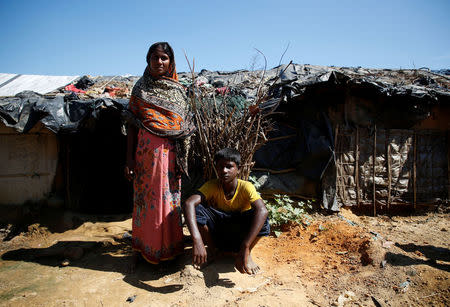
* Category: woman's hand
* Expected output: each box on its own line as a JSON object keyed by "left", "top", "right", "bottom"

{"left": 124, "top": 160, "right": 136, "bottom": 181}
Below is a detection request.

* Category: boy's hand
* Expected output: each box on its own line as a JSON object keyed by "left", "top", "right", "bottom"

{"left": 192, "top": 240, "right": 207, "bottom": 268}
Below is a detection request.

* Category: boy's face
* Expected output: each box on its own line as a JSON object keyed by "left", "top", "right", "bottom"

{"left": 215, "top": 159, "right": 239, "bottom": 184}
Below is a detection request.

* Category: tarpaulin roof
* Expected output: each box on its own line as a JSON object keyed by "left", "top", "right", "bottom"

{"left": 0, "top": 91, "right": 127, "bottom": 133}
{"left": 1, "top": 64, "right": 448, "bottom": 133}
{"left": 0, "top": 73, "right": 79, "bottom": 97}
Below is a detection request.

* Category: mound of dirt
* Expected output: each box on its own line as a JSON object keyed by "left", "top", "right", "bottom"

{"left": 258, "top": 219, "right": 384, "bottom": 274}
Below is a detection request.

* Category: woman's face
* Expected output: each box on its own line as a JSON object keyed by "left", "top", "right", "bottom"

{"left": 149, "top": 47, "right": 171, "bottom": 79}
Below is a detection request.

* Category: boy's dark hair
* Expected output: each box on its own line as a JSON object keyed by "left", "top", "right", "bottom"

{"left": 214, "top": 148, "right": 241, "bottom": 167}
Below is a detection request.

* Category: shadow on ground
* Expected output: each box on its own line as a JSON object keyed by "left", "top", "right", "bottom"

{"left": 1, "top": 236, "right": 238, "bottom": 292}
{"left": 385, "top": 242, "right": 450, "bottom": 272}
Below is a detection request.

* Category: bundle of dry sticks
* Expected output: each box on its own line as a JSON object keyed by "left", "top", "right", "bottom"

{"left": 185, "top": 57, "right": 286, "bottom": 181}
{"left": 190, "top": 91, "right": 272, "bottom": 180}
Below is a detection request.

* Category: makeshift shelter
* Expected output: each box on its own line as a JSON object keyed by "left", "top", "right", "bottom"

{"left": 251, "top": 65, "right": 450, "bottom": 212}
{"left": 0, "top": 66, "right": 449, "bottom": 216}
{"left": 186, "top": 65, "right": 449, "bottom": 212}
{"left": 0, "top": 87, "right": 133, "bottom": 216}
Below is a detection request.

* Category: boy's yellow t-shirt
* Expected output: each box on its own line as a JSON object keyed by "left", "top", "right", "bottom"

{"left": 198, "top": 179, "right": 261, "bottom": 212}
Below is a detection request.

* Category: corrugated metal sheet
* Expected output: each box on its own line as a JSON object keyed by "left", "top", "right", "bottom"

{"left": 0, "top": 73, "right": 79, "bottom": 97}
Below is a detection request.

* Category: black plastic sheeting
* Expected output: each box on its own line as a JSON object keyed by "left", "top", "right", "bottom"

{"left": 0, "top": 91, "right": 132, "bottom": 213}
{"left": 0, "top": 91, "right": 128, "bottom": 133}
{"left": 253, "top": 92, "right": 339, "bottom": 211}
{"left": 252, "top": 65, "right": 449, "bottom": 211}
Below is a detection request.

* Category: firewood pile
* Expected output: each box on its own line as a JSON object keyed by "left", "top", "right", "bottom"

{"left": 185, "top": 62, "right": 283, "bottom": 181}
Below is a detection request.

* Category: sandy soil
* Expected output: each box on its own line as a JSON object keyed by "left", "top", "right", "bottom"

{"left": 0, "top": 208, "right": 449, "bottom": 307}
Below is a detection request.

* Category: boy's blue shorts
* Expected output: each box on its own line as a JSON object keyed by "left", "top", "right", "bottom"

{"left": 195, "top": 204, "right": 270, "bottom": 252}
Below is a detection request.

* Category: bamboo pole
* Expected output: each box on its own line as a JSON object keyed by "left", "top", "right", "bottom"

{"left": 413, "top": 131, "right": 417, "bottom": 210}
{"left": 386, "top": 129, "right": 392, "bottom": 212}
{"left": 252, "top": 168, "right": 297, "bottom": 174}
{"left": 335, "top": 124, "right": 345, "bottom": 204}
{"left": 358, "top": 201, "right": 436, "bottom": 207}
{"left": 373, "top": 125, "right": 377, "bottom": 216}
{"left": 65, "top": 140, "right": 71, "bottom": 209}
{"left": 355, "top": 126, "right": 360, "bottom": 207}
{"left": 447, "top": 131, "right": 450, "bottom": 201}
{"left": 334, "top": 125, "right": 339, "bottom": 153}
{"left": 430, "top": 133, "right": 434, "bottom": 198}
{"left": 267, "top": 134, "right": 297, "bottom": 142}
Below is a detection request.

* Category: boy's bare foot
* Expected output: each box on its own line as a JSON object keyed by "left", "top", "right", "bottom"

{"left": 245, "top": 254, "right": 260, "bottom": 274}
{"left": 235, "top": 251, "right": 261, "bottom": 275}
{"left": 242, "top": 254, "right": 260, "bottom": 275}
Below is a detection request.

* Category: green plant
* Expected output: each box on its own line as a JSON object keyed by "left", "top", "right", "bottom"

{"left": 249, "top": 175, "right": 262, "bottom": 190}
{"left": 265, "top": 194, "right": 313, "bottom": 236}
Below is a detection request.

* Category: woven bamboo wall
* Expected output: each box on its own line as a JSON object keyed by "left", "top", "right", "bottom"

{"left": 335, "top": 126, "right": 448, "bottom": 209}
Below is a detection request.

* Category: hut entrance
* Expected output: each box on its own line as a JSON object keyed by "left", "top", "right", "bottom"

{"left": 62, "top": 108, "right": 133, "bottom": 214}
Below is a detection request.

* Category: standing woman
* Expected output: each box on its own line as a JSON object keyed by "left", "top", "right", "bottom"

{"left": 125, "top": 42, "right": 193, "bottom": 267}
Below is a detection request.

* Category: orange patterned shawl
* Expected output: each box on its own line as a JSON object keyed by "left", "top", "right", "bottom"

{"left": 129, "top": 66, "right": 193, "bottom": 138}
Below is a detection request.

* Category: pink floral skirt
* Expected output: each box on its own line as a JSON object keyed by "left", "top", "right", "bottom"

{"left": 132, "top": 129, "right": 184, "bottom": 263}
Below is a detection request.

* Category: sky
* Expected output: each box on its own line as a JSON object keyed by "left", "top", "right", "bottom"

{"left": 0, "top": 0, "right": 449, "bottom": 76}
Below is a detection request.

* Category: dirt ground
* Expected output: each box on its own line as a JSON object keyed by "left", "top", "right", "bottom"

{"left": 0, "top": 207, "right": 449, "bottom": 307}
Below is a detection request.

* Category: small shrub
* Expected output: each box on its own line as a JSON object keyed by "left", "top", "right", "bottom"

{"left": 265, "top": 194, "right": 313, "bottom": 236}
{"left": 249, "top": 176, "right": 313, "bottom": 236}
